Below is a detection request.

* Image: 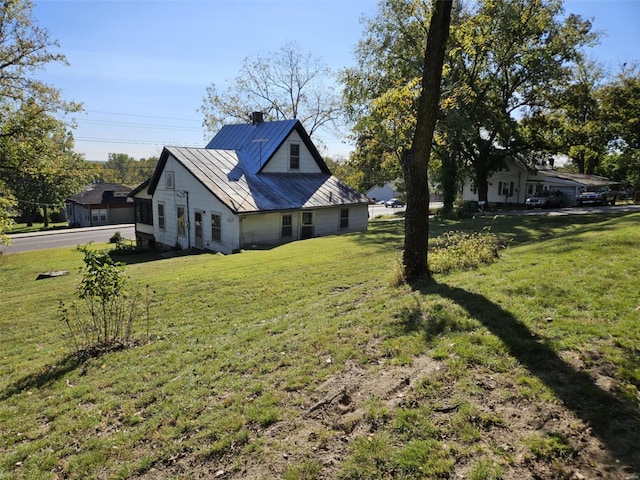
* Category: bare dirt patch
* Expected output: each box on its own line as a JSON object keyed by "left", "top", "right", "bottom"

{"left": 136, "top": 348, "right": 638, "bottom": 480}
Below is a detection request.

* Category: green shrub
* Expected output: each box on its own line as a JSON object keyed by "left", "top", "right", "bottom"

{"left": 429, "top": 229, "right": 501, "bottom": 274}
{"left": 59, "top": 244, "right": 152, "bottom": 356}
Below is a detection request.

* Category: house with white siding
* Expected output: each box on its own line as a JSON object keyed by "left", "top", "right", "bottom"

{"left": 462, "top": 159, "right": 622, "bottom": 207}
{"left": 130, "top": 113, "right": 370, "bottom": 253}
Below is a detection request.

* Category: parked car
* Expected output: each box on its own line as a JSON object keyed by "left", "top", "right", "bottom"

{"left": 525, "top": 190, "right": 564, "bottom": 209}
{"left": 385, "top": 198, "right": 405, "bottom": 208}
{"left": 576, "top": 187, "right": 617, "bottom": 206}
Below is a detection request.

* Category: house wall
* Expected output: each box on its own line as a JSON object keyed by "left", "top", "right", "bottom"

{"left": 152, "top": 154, "right": 241, "bottom": 253}
{"left": 108, "top": 204, "right": 135, "bottom": 224}
{"left": 261, "top": 130, "right": 322, "bottom": 173}
{"left": 66, "top": 203, "right": 133, "bottom": 227}
{"left": 462, "top": 163, "right": 528, "bottom": 206}
{"left": 462, "top": 162, "right": 587, "bottom": 207}
{"left": 239, "top": 204, "right": 369, "bottom": 249}
{"left": 366, "top": 183, "right": 399, "bottom": 202}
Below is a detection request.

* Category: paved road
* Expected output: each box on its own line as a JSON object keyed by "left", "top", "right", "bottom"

{"left": 2, "top": 225, "right": 135, "bottom": 254}
{"left": 3, "top": 203, "right": 639, "bottom": 254}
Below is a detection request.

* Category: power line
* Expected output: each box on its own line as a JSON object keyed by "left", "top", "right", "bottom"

{"left": 81, "top": 119, "right": 202, "bottom": 132}
{"left": 85, "top": 110, "right": 202, "bottom": 124}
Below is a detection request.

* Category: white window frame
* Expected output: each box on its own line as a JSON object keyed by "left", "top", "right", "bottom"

{"left": 165, "top": 171, "right": 175, "bottom": 189}
{"left": 281, "top": 214, "right": 293, "bottom": 238}
{"left": 289, "top": 143, "right": 300, "bottom": 170}
{"left": 157, "top": 202, "right": 165, "bottom": 231}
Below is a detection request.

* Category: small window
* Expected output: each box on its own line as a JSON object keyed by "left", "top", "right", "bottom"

{"left": 158, "top": 203, "right": 165, "bottom": 230}
{"left": 281, "top": 214, "right": 293, "bottom": 238}
{"left": 166, "top": 171, "right": 175, "bottom": 189}
{"left": 289, "top": 144, "right": 300, "bottom": 170}
{"left": 211, "top": 213, "right": 221, "bottom": 242}
{"left": 177, "top": 206, "right": 186, "bottom": 236}
{"left": 340, "top": 208, "right": 349, "bottom": 229}
{"left": 498, "top": 181, "right": 514, "bottom": 196}
{"left": 136, "top": 199, "right": 153, "bottom": 225}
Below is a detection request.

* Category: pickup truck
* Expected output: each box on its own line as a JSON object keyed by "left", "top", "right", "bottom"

{"left": 575, "top": 187, "right": 617, "bottom": 206}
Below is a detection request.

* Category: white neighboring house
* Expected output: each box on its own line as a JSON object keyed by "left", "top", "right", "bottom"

{"left": 366, "top": 182, "right": 400, "bottom": 202}
{"left": 462, "top": 159, "right": 621, "bottom": 207}
{"left": 130, "top": 114, "right": 370, "bottom": 253}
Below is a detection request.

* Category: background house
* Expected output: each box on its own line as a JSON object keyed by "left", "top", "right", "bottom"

{"left": 462, "top": 160, "right": 622, "bottom": 207}
{"left": 366, "top": 182, "right": 400, "bottom": 202}
{"left": 131, "top": 114, "right": 370, "bottom": 253}
{"left": 66, "top": 183, "right": 134, "bottom": 227}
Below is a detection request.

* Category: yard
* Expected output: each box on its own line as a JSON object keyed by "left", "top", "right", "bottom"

{"left": 1, "top": 212, "right": 639, "bottom": 479}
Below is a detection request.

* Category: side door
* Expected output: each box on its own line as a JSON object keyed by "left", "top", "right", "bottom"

{"left": 194, "top": 211, "right": 204, "bottom": 249}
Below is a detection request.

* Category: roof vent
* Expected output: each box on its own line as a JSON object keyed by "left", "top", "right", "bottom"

{"left": 250, "top": 111, "right": 264, "bottom": 125}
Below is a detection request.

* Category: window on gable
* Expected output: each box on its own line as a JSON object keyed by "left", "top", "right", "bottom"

{"left": 289, "top": 143, "right": 300, "bottom": 170}
{"left": 211, "top": 213, "right": 222, "bottom": 242}
{"left": 281, "top": 214, "right": 293, "bottom": 238}
{"left": 340, "top": 208, "right": 349, "bottom": 229}
{"left": 158, "top": 203, "right": 165, "bottom": 230}
{"left": 177, "top": 206, "right": 186, "bottom": 236}
{"left": 166, "top": 171, "right": 175, "bottom": 189}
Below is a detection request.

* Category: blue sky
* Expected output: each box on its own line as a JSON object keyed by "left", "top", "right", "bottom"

{"left": 32, "top": 0, "right": 640, "bottom": 163}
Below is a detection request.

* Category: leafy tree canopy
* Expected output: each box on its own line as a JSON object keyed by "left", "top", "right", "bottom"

{"left": 342, "top": 0, "right": 598, "bottom": 204}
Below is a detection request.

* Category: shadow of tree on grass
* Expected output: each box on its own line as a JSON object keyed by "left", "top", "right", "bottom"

{"left": 0, "top": 353, "right": 85, "bottom": 401}
{"left": 415, "top": 278, "right": 640, "bottom": 474}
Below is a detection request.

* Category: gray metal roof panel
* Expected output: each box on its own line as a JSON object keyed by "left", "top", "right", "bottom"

{"left": 165, "top": 147, "right": 369, "bottom": 214}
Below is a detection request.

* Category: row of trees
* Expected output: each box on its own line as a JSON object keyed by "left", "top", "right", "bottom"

{"left": 340, "top": 0, "right": 639, "bottom": 214}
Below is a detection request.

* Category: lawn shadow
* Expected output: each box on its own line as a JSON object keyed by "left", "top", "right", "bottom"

{"left": 0, "top": 353, "right": 86, "bottom": 401}
{"left": 414, "top": 278, "right": 640, "bottom": 474}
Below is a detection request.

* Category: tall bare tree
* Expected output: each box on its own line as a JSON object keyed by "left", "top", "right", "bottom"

{"left": 402, "top": 0, "right": 453, "bottom": 282}
{"left": 200, "top": 41, "right": 341, "bottom": 139}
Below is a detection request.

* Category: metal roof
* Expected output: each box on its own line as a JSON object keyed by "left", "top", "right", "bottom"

{"left": 160, "top": 147, "right": 369, "bottom": 214}
{"left": 205, "top": 119, "right": 330, "bottom": 174}
{"left": 539, "top": 170, "right": 623, "bottom": 187}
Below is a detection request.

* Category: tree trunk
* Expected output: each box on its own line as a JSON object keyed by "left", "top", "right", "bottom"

{"left": 43, "top": 205, "right": 49, "bottom": 228}
{"left": 402, "top": 0, "right": 453, "bottom": 282}
{"left": 441, "top": 149, "right": 458, "bottom": 215}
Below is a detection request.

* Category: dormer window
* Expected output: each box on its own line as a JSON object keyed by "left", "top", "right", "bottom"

{"left": 289, "top": 144, "right": 300, "bottom": 170}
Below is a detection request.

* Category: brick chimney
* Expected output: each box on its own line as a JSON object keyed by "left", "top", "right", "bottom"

{"left": 250, "top": 111, "right": 264, "bottom": 125}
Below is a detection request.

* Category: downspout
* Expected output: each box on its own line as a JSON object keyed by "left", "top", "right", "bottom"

{"left": 185, "top": 191, "right": 191, "bottom": 248}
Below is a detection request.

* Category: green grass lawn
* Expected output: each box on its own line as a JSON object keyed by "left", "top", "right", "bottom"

{"left": 1, "top": 213, "right": 639, "bottom": 479}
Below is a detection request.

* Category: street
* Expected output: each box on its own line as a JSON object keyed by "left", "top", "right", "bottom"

{"left": 2, "top": 225, "right": 136, "bottom": 254}
{"left": 3, "top": 203, "right": 639, "bottom": 254}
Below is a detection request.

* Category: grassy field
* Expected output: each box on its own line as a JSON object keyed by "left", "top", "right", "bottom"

{"left": 1, "top": 212, "right": 639, "bottom": 479}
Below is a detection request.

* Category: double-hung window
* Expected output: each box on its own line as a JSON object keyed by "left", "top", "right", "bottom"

{"left": 281, "top": 214, "right": 293, "bottom": 238}
{"left": 158, "top": 203, "right": 165, "bottom": 230}
{"left": 289, "top": 143, "right": 300, "bottom": 170}
{"left": 340, "top": 208, "right": 349, "bottom": 229}
{"left": 165, "top": 171, "right": 175, "bottom": 189}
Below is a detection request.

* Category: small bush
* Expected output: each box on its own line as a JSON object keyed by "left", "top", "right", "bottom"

{"left": 109, "top": 231, "right": 123, "bottom": 244}
{"left": 428, "top": 229, "right": 501, "bottom": 274}
{"left": 59, "top": 244, "right": 152, "bottom": 356}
